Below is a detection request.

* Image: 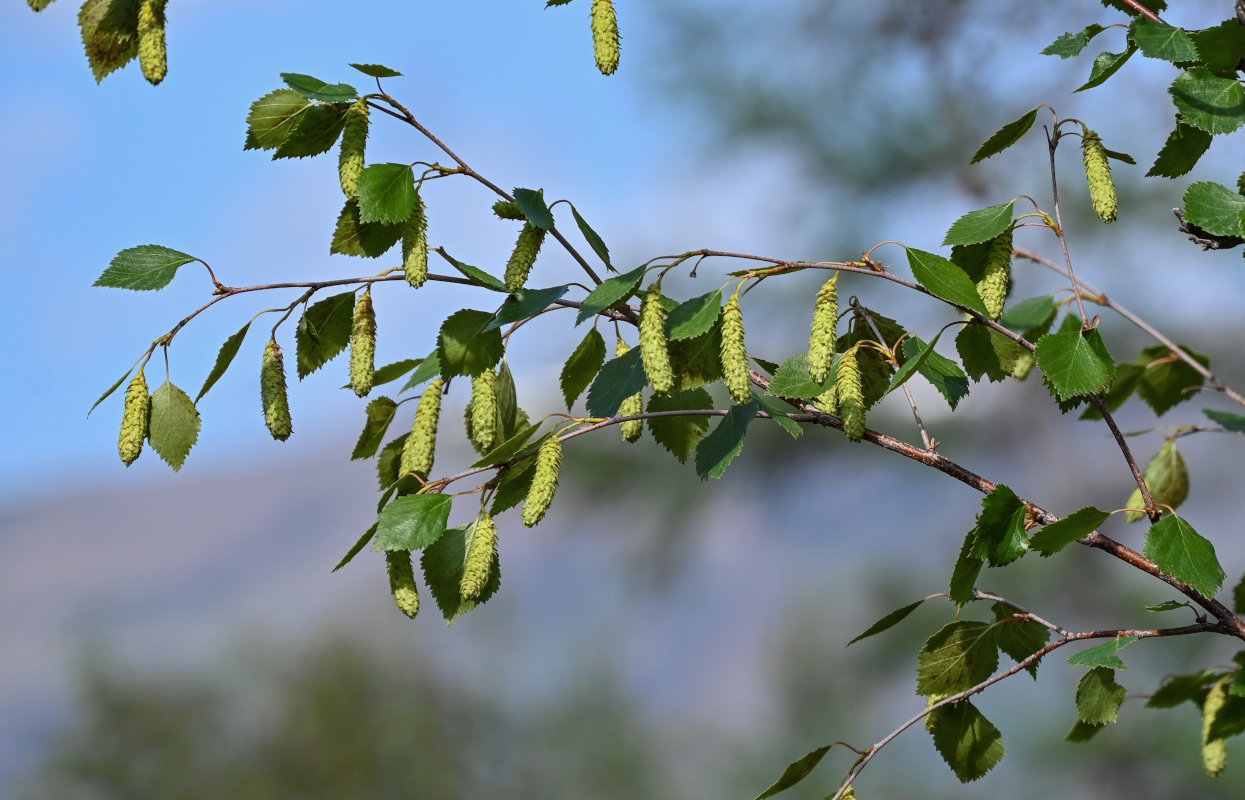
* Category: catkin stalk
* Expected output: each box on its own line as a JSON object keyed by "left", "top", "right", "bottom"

{"left": 639, "top": 283, "right": 675, "bottom": 393}
{"left": 386, "top": 550, "right": 420, "bottom": 619}
{"left": 400, "top": 378, "right": 443, "bottom": 477}
{"left": 590, "top": 0, "right": 621, "bottom": 76}
{"left": 504, "top": 222, "right": 546, "bottom": 292}
{"left": 1081, "top": 130, "right": 1118, "bottom": 223}
{"left": 522, "top": 437, "right": 563, "bottom": 527}
{"left": 403, "top": 193, "right": 429, "bottom": 288}
{"left": 261, "top": 340, "right": 293, "bottom": 441}
{"left": 118, "top": 371, "right": 150, "bottom": 466}
{"left": 350, "top": 289, "right": 376, "bottom": 398}
{"left": 808, "top": 274, "right": 839, "bottom": 384}
{"left": 460, "top": 511, "right": 498, "bottom": 601}
{"left": 338, "top": 99, "right": 370, "bottom": 199}
{"left": 137, "top": 0, "right": 168, "bottom": 85}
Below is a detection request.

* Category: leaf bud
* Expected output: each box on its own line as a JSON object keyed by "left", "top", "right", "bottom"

{"left": 261, "top": 340, "right": 293, "bottom": 441}
{"left": 118, "top": 370, "right": 150, "bottom": 466}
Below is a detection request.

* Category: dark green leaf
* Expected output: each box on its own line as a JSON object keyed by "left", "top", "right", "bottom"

{"left": 272, "top": 102, "right": 349, "bottom": 160}
{"left": 666, "top": 290, "right": 723, "bottom": 341}
{"left": 1079, "top": 362, "right": 1142, "bottom": 421}
{"left": 848, "top": 598, "right": 929, "bottom": 646}
{"left": 496, "top": 362, "right": 521, "bottom": 439}
{"left": 1135, "top": 344, "right": 1208, "bottom": 415}
{"left": 942, "top": 202, "right": 1015, "bottom": 246}
{"left": 576, "top": 264, "right": 645, "bottom": 324}
{"left": 991, "top": 603, "right": 1050, "bottom": 678}
{"left": 148, "top": 381, "right": 201, "bottom": 472}
{"left": 1206, "top": 408, "right": 1245, "bottom": 432}
{"left": 1145, "top": 600, "right": 1188, "bottom": 613}
{"left": 1066, "top": 720, "right": 1105, "bottom": 743}
{"left": 421, "top": 520, "right": 502, "bottom": 625}
{"left": 1041, "top": 25, "right": 1106, "bottom": 59}
{"left": 1192, "top": 21, "right": 1245, "bottom": 73}
{"left": 647, "top": 389, "right": 713, "bottom": 463}
{"left": 471, "top": 423, "right": 543, "bottom": 469}
{"left": 1170, "top": 67, "right": 1245, "bottom": 135}
{"left": 1182, "top": 181, "right": 1245, "bottom": 238}
{"left": 694, "top": 401, "right": 758, "bottom": 480}
{"left": 905, "top": 248, "right": 989, "bottom": 315}
{"left": 1124, "top": 441, "right": 1189, "bottom": 523}
{"left": 1100, "top": 0, "right": 1167, "bottom": 15}
{"left": 351, "top": 396, "right": 399, "bottom": 460}
{"left": 999, "top": 295, "right": 1057, "bottom": 332}
{"left": 331, "top": 523, "right": 377, "bottom": 573}
{"left": 372, "top": 358, "right": 421, "bottom": 388}
{"left": 1030, "top": 507, "right": 1110, "bottom": 556}
{"left": 489, "top": 460, "right": 537, "bottom": 514}
{"left": 95, "top": 244, "right": 197, "bottom": 291}
{"left": 1035, "top": 327, "right": 1115, "bottom": 400}
{"left": 754, "top": 392, "right": 802, "bottom": 437}
{"left": 513, "top": 187, "right": 554, "bottom": 230}
{"left": 1147, "top": 120, "right": 1213, "bottom": 178}
{"left": 1144, "top": 514, "right": 1224, "bottom": 596}
{"left": 927, "top": 702, "right": 1004, "bottom": 783}
{"left": 766, "top": 354, "right": 834, "bottom": 400}
{"left": 295, "top": 292, "right": 355, "bottom": 378}
{"left": 400, "top": 352, "right": 441, "bottom": 392}
{"left": 330, "top": 199, "right": 405, "bottom": 258}
{"left": 437, "top": 310, "right": 504, "bottom": 378}
{"left": 88, "top": 367, "right": 135, "bottom": 417}
{"left": 949, "top": 530, "right": 984, "bottom": 606}
{"left": 357, "top": 163, "right": 418, "bottom": 224}
{"left": 1129, "top": 18, "right": 1199, "bottom": 62}
{"left": 376, "top": 434, "right": 408, "bottom": 490}
{"left": 244, "top": 89, "right": 312, "bottom": 151}
{"left": 1067, "top": 636, "right": 1138, "bottom": 669}
{"left": 902, "top": 337, "right": 970, "bottom": 410}
{"left": 1075, "top": 45, "right": 1137, "bottom": 92}
{"left": 886, "top": 330, "right": 944, "bottom": 397}
{"left": 436, "top": 249, "right": 508, "bottom": 292}
{"left": 1077, "top": 668, "right": 1127, "bottom": 726}
{"left": 968, "top": 485, "right": 1029, "bottom": 567}
{"left": 956, "top": 324, "right": 1028, "bottom": 383}
{"left": 970, "top": 108, "right": 1040, "bottom": 162}
{"left": 917, "top": 621, "right": 998, "bottom": 696}
{"left": 1147, "top": 670, "right": 1217, "bottom": 708}
{"left": 586, "top": 346, "right": 646, "bottom": 417}
{"left": 668, "top": 322, "right": 725, "bottom": 393}
{"left": 78, "top": 0, "right": 139, "bottom": 83}
{"left": 1103, "top": 147, "right": 1136, "bottom": 165}
{"left": 570, "top": 204, "right": 613, "bottom": 270}
{"left": 1208, "top": 695, "right": 1245, "bottom": 740}
{"left": 349, "top": 63, "right": 403, "bottom": 78}
{"left": 196, "top": 323, "right": 250, "bottom": 402}
{"left": 492, "top": 285, "right": 569, "bottom": 329}
{"left": 560, "top": 328, "right": 607, "bottom": 408}
{"left": 752, "top": 745, "right": 834, "bottom": 800}
{"left": 279, "top": 72, "right": 358, "bottom": 102}
{"left": 372, "top": 493, "right": 452, "bottom": 551}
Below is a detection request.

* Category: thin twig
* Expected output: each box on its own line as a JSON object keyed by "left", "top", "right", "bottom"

{"left": 1088, "top": 395, "right": 1158, "bottom": 520}
{"left": 854, "top": 300, "right": 934, "bottom": 450}
{"left": 1044, "top": 125, "right": 1091, "bottom": 323}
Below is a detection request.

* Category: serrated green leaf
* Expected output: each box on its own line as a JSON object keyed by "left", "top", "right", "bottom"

{"left": 666, "top": 290, "right": 723, "bottom": 341}
{"left": 1077, "top": 667, "right": 1127, "bottom": 726}
{"left": 1147, "top": 120, "right": 1213, "bottom": 178}
{"left": 1124, "top": 441, "right": 1189, "bottom": 522}
{"left": 295, "top": 292, "right": 355, "bottom": 378}
{"left": 647, "top": 389, "right": 713, "bottom": 463}
{"left": 669, "top": 322, "right": 724, "bottom": 394}
{"left": 570, "top": 204, "right": 613, "bottom": 271}
{"left": 244, "top": 89, "right": 312, "bottom": 151}
{"left": 491, "top": 285, "right": 569, "bottom": 330}
{"left": 1146, "top": 600, "right": 1189, "bottom": 612}
{"left": 421, "top": 521, "right": 502, "bottom": 625}
{"left": 586, "top": 347, "right": 646, "bottom": 417}
{"left": 1134, "top": 344, "right": 1208, "bottom": 415}
{"left": 1182, "top": 181, "right": 1245, "bottom": 238}
{"left": 272, "top": 102, "right": 349, "bottom": 160}
{"left": 1148, "top": 670, "right": 1217, "bottom": 708}
{"left": 399, "top": 352, "right": 441, "bottom": 393}
{"left": 927, "top": 701, "right": 1004, "bottom": 783}
{"left": 1129, "top": 18, "right": 1199, "bottom": 62}
{"left": 330, "top": 199, "right": 405, "bottom": 258}
{"left": 1206, "top": 408, "right": 1245, "bottom": 432}
{"left": 196, "top": 323, "right": 250, "bottom": 402}
{"left": 999, "top": 295, "right": 1057, "bottom": 332}
{"left": 372, "top": 358, "right": 421, "bottom": 388}
{"left": 1080, "top": 362, "right": 1142, "bottom": 421}
{"left": 148, "top": 380, "right": 201, "bottom": 472}
{"left": 943, "top": 202, "right": 1015, "bottom": 246}
{"left": 766, "top": 353, "right": 835, "bottom": 400}
{"left": 1170, "top": 68, "right": 1245, "bottom": 135}
{"left": 968, "top": 485, "right": 1029, "bottom": 567}
{"left": 372, "top": 493, "right": 452, "bottom": 551}
{"left": 901, "top": 337, "right": 970, "bottom": 410}
{"left": 1104, "top": 147, "right": 1136, "bottom": 165}
{"left": 496, "top": 361, "right": 521, "bottom": 439}
{"left": 694, "top": 401, "right": 758, "bottom": 480}
{"left": 279, "top": 72, "right": 358, "bottom": 103}
{"left": 489, "top": 459, "right": 536, "bottom": 515}
{"left": 1075, "top": 44, "right": 1137, "bottom": 92}
{"left": 79, "top": 0, "right": 139, "bottom": 83}
{"left": 1101, "top": 0, "right": 1167, "bottom": 15}
{"left": 848, "top": 598, "right": 929, "bottom": 646}
{"left": 351, "top": 396, "right": 399, "bottom": 460}
{"left": 949, "top": 530, "right": 984, "bottom": 606}
{"left": 1208, "top": 695, "right": 1245, "bottom": 741}
{"left": 970, "top": 108, "right": 1040, "bottom": 163}
{"left": 436, "top": 249, "right": 508, "bottom": 292}
{"left": 471, "top": 423, "right": 543, "bottom": 469}
{"left": 1030, "top": 506, "right": 1110, "bottom": 556}
{"left": 754, "top": 392, "right": 802, "bottom": 437}
{"left": 1144, "top": 514, "right": 1224, "bottom": 596}
{"left": 88, "top": 366, "right": 135, "bottom": 418}
{"left": 918, "top": 621, "right": 998, "bottom": 697}
{"left": 956, "top": 324, "right": 1028, "bottom": 383}
{"left": 576, "top": 264, "right": 646, "bottom": 324}
{"left": 752, "top": 745, "right": 834, "bottom": 800}
{"left": 513, "top": 187, "right": 554, "bottom": 230}
{"left": 1041, "top": 25, "right": 1106, "bottom": 59}
{"left": 357, "top": 163, "right": 417, "bottom": 224}
{"left": 331, "top": 523, "right": 377, "bottom": 573}
{"left": 1192, "top": 21, "right": 1245, "bottom": 73}
{"left": 1066, "top": 720, "right": 1105, "bottom": 743}
{"left": 95, "top": 244, "right": 197, "bottom": 291}
{"left": 349, "top": 63, "right": 402, "bottom": 78}
{"left": 1035, "top": 327, "right": 1115, "bottom": 400}
{"left": 560, "top": 328, "right": 607, "bottom": 408}
{"left": 991, "top": 603, "right": 1050, "bottom": 679}
{"left": 905, "top": 248, "right": 989, "bottom": 315}
{"left": 1068, "top": 636, "right": 1138, "bottom": 669}
{"left": 886, "top": 330, "right": 944, "bottom": 397}
{"left": 437, "top": 310, "right": 503, "bottom": 378}
{"left": 376, "top": 433, "right": 408, "bottom": 490}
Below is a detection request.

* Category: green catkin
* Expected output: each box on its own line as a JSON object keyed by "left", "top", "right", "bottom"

{"left": 807, "top": 274, "right": 839, "bottom": 384}
{"left": 460, "top": 511, "right": 498, "bottom": 601}
{"left": 400, "top": 378, "right": 443, "bottom": 477}
{"left": 815, "top": 384, "right": 838, "bottom": 415}
{"left": 590, "top": 0, "right": 620, "bottom": 76}
{"left": 616, "top": 339, "right": 644, "bottom": 442}
{"left": 977, "top": 228, "right": 1013, "bottom": 320}
{"left": 1203, "top": 676, "right": 1230, "bottom": 776}
{"left": 118, "top": 370, "right": 150, "bottom": 466}
{"left": 522, "top": 437, "right": 563, "bottom": 527}
{"left": 720, "top": 295, "right": 751, "bottom": 404}
{"left": 338, "top": 99, "right": 370, "bottom": 199}
{"left": 137, "top": 0, "right": 167, "bottom": 86}
{"left": 492, "top": 199, "right": 526, "bottom": 220}
{"left": 470, "top": 369, "right": 499, "bottom": 453}
{"left": 386, "top": 550, "right": 420, "bottom": 619}
{"left": 504, "top": 222, "right": 546, "bottom": 292}
{"left": 1081, "top": 130, "right": 1118, "bottom": 223}
{"left": 837, "top": 348, "right": 866, "bottom": 442}
{"left": 261, "top": 340, "right": 293, "bottom": 441}
{"left": 639, "top": 283, "right": 675, "bottom": 393}
{"left": 403, "top": 192, "right": 429, "bottom": 288}
{"left": 350, "top": 289, "right": 376, "bottom": 398}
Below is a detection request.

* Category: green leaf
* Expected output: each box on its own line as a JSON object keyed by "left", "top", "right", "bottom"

{"left": 1182, "top": 181, "right": 1245, "bottom": 239}
{"left": 1030, "top": 507, "right": 1110, "bottom": 556}
{"left": 331, "top": 523, "right": 377, "bottom": 573}
{"left": 349, "top": 63, "right": 402, "bottom": 78}
{"left": 968, "top": 485, "right": 1029, "bottom": 567}
{"left": 586, "top": 346, "right": 646, "bottom": 417}
{"left": 560, "top": 328, "right": 607, "bottom": 408}
{"left": 949, "top": 531, "right": 984, "bottom": 606}
{"left": 195, "top": 323, "right": 250, "bottom": 402}
{"left": 351, "top": 396, "right": 399, "bottom": 460}
{"left": 513, "top": 187, "right": 555, "bottom": 230}
{"left": 1192, "top": 21, "right": 1245, "bottom": 73}
{"left": 1100, "top": 0, "right": 1167, "bottom": 15}
{"left": 1145, "top": 600, "right": 1188, "bottom": 613}
{"left": 491, "top": 285, "right": 569, "bottom": 330}
{"left": 88, "top": 367, "right": 135, "bottom": 417}
{"left": 1170, "top": 67, "right": 1245, "bottom": 135}
{"left": 670, "top": 323, "right": 726, "bottom": 393}
{"left": 942, "top": 202, "right": 1015, "bottom": 246}
{"left": 1075, "top": 44, "right": 1137, "bottom": 92}
{"left": 95, "top": 244, "right": 197, "bottom": 291}
{"left": 272, "top": 102, "right": 349, "bottom": 160}
{"left": 694, "top": 401, "right": 758, "bottom": 480}
{"left": 1076, "top": 667, "right": 1127, "bottom": 726}
{"left": 647, "top": 389, "right": 713, "bottom": 463}
{"left": 376, "top": 434, "right": 408, "bottom": 490}
{"left": 752, "top": 745, "right": 834, "bottom": 800}
{"left": 905, "top": 248, "right": 989, "bottom": 315}
{"left": 886, "top": 330, "right": 944, "bottom": 397}
{"left": 754, "top": 392, "right": 802, "bottom": 437}
{"left": 999, "top": 295, "right": 1057, "bottom": 332}
{"left": 1067, "top": 636, "right": 1138, "bottom": 669}
{"left": 1035, "top": 327, "right": 1115, "bottom": 400}
{"left": 496, "top": 361, "right": 521, "bottom": 439}
{"left": 437, "top": 249, "right": 509, "bottom": 292}
{"left": 902, "top": 337, "right": 970, "bottom": 410}
{"left": 400, "top": 352, "right": 441, "bottom": 392}
{"left": 1144, "top": 514, "right": 1225, "bottom": 597}
{"left": 1103, "top": 147, "right": 1136, "bottom": 165}
{"left": 1147, "top": 120, "right": 1213, "bottom": 178}
{"left": 357, "top": 163, "right": 418, "bottom": 224}
{"left": 1135, "top": 344, "right": 1208, "bottom": 415}
{"left": 295, "top": 292, "right": 355, "bottom": 379}
{"left": 1206, "top": 408, "right": 1245, "bottom": 432}
{"left": 848, "top": 598, "right": 929, "bottom": 646}
{"left": 1041, "top": 25, "right": 1106, "bottom": 59}
{"left": 576, "top": 264, "right": 646, "bottom": 324}
{"left": 956, "top": 324, "right": 1028, "bottom": 383}
{"left": 421, "top": 520, "right": 502, "bottom": 625}
{"left": 917, "top": 621, "right": 998, "bottom": 696}
{"left": 279, "top": 72, "right": 358, "bottom": 103}
{"left": 147, "top": 381, "right": 201, "bottom": 472}
{"left": 1147, "top": 670, "right": 1217, "bottom": 708}
{"left": 927, "top": 702, "right": 1004, "bottom": 783}
{"left": 991, "top": 603, "right": 1050, "bottom": 679}
{"left": 244, "top": 89, "right": 312, "bottom": 151}
{"left": 1124, "top": 441, "right": 1189, "bottom": 522}
{"left": 437, "top": 310, "right": 504, "bottom": 378}
{"left": 1066, "top": 720, "right": 1105, "bottom": 743}
{"left": 570, "top": 204, "right": 613, "bottom": 271}
{"left": 1129, "top": 18, "right": 1199, "bottom": 62}
{"left": 666, "top": 290, "right": 723, "bottom": 341}
{"left": 78, "top": 0, "right": 139, "bottom": 83}
{"left": 970, "top": 108, "right": 1040, "bottom": 163}
{"left": 372, "top": 358, "right": 421, "bottom": 388}
{"left": 766, "top": 354, "right": 834, "bottom": 400}
{"left": 489, "top": 459, "right": 537, "bottom": 515}
{"left": 330, "top": 199, "right": 405, "bottom": 258}
{"left": 1208, "top": 695, "right": 1245, "bottom": 741}
{"left": 471, "top": 423, "right": 544, "bottom": 469}
{"left": 372, "top": 493, "right": 452, "bottom": 551}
